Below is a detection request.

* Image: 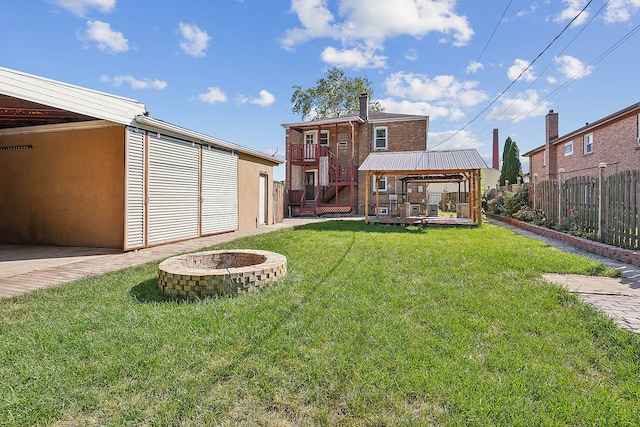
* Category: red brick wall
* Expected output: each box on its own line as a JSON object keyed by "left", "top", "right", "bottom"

{"left": 554, "top": 112, "right": 640, "bottom": 179}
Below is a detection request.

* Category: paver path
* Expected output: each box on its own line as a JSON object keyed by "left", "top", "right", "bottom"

{"left": 487, "top": 218, "right": 640, "bottom": 333}
{"left": 0, "top": 218, "right": 326, "bottom": 299}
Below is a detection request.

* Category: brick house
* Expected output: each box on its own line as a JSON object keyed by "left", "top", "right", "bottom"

{"left": 282, "top": 94, "right": 430, "bottom": 216}
{"left": 524, "top": 102, "right": 640, "bottom": 181}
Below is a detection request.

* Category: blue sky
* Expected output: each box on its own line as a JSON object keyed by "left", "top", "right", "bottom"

{"left": 2, "top": 0, "right": 639, "bottom": 180}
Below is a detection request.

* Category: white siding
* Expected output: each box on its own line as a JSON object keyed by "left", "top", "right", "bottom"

{"left": 201, "top": 147, "right": 238, "bottom": 234}
{"left": 124, "top": 128, "right": 145, "bottom": 249}
{"left": 148, "top": 135, "right": 200, "bottom": 245}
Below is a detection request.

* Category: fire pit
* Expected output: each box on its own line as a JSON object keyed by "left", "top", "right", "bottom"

{"left": 157, "top": 249, "right": 287, "bottom": 300}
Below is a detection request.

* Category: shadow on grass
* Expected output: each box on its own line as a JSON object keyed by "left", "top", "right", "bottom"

{"left": 130, "top": 278, "right": 171, "bottom": 303}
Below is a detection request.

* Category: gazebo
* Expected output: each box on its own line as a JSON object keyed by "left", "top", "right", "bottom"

{"left": 359, "top": 149, "right": 488, "bottom": 225}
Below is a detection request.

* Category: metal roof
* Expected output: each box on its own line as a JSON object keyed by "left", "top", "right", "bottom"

{"left": 0, "top": 66, "right": 147, "bottom": 126}
{"left": 0, "top": 66, "right": 282, "bottom": 164}
{"left": 358, "top": 149, "right": 488, "bottom": 172}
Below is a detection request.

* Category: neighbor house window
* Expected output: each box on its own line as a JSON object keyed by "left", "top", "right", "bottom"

{"left": 337, "top": 133, "right": 349, "bottom": 149}
{"left": 543, "top": 151, "right": 546, "bottom": 167}
{"left": 584, "top": 133, "right": 593, "bottom": 154}
{"left": 377, "top": 207, "right": 389, "bottom": 216}
{"left": 319, "top": 131, "right": 329, "bottom": 146}
{"left": 372, "top": 175, "right": 387, "bottom": 192}
{"left": 374, "top": 126, "right": 388, "bottom": 150}
{"left": 564, "top": 141, "right": 573, "bottom": 156}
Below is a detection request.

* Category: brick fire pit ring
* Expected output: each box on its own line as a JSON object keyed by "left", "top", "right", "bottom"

{"left": 157, "top": 249, "right": 287, "bottom": 300}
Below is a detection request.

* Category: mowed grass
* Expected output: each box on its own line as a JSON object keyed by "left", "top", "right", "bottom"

{"left": 1, "top": 221, "right": 639, "bottom": 426}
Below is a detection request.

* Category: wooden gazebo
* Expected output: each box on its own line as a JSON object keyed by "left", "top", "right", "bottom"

{"left": 359, "top": 150, "right": 487, "bottom": 225}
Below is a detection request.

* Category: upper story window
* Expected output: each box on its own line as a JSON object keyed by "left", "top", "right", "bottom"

{"left": 543, "top": 151, "right": 546, "bottom": 167}
{"left": 338, "top": 132, "right": 349, "bottom": 149}
{"left": 564, "top": 140, "right": 573, "bottom": 156}
{"left": 304, "top": 131, "right": 316, "bottom": 145}
{"left": 374, "top": 126, "right": 388, "bottom": 150}
{"left": 584, "top": 133, "right": 593, "bottom": 154}
{"left": 319, "top": 131, "right": 329, "bottom": 146}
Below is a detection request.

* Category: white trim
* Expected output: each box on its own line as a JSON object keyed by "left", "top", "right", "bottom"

{"left": 0, "top": 120, "right": 119, "bottom": 136}
{"left": 373, "top": 175, "right": 387, "bottom": 192}
{"left": 319, "top": 130, "right": 330, "bottom": 146}
{"left": 377, "top": 206, "right": 389, "bottom": 216}
{"left": 374, "top": 126, "right": 388, "bottom": 150}
{"left": 583, "top": 133, "right": 593, "bottom": 154}
{"left": 564, "top": 140, "right": 573, "bottom": 156}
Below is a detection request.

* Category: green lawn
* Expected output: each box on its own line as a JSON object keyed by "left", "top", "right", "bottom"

{"left": 1, "top": 221, "right": 639, "bottom": 426}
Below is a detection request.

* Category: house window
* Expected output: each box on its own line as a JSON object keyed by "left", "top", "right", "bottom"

{"left": 377, "top": 207, "right": 389, "bottom": 216}
{"left": 584, "top": 133, "right": 593, "bottom": 154}
{"left": 564, "top": 141, "right": 573, "bottom": 156}
{"left": 374, "top": 126, "right": 388, "bottom": 150}
{"left": 372, "top": 175, "right": 387, "bottom": 192}
{"left": 319, "top": 131, "right": 329, "bottom": 146}
{"left": 543, "top": 151, "right": 546, "bottom": 167}
{"left": 304, "top": 131, "right": 316, "bottom": 145}
{"left": 338, "top": 133, "right": 349, "bottom": 149}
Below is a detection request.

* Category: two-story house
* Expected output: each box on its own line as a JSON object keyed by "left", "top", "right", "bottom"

{"left": 282, "top": 94, "right": 429, "bottom": 216}
{"left": 525, "top": 102, "right": 640, "bottom": 181}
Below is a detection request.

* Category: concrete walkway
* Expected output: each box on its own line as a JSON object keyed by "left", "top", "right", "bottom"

{"left": 0, "top": 218, "right": 326, "bottom": 299}
{"left": 486, "top": 218, "right": 640, "bottom": 333}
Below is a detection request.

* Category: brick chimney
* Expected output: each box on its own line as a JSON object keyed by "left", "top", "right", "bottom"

{"left": 492, "top": 128, "right": 499, "bottom": 169}
{"left": 545, "top": 110, "right": 558, "bottom": 176}
{"left": 359, "top": 93, "right": 369, "bottom": 121}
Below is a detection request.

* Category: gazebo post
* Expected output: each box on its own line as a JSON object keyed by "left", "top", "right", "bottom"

{"left": 365, "top": 170, "right": 371, "bottom": 224}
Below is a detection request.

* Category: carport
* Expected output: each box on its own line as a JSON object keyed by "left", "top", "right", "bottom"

{"left": 359, "top": 150, "right": 487, "bottom": 225}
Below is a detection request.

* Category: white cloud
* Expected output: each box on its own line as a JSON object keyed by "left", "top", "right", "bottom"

{"left": 383, "top": 71, "right": 488, "bottom": 108}
{"left": 603, "top": 0, "right": 640, "bottom": 23}
{"left": 320, "top": 46, "right": 387, "bottom": 69}
{"left": 378, "top": 98, "right": 465, "bottom": 122}
{"left": 250, "top": 90, "right": 276, "bottom": 107}
{"left": 281, "top": 0, "right": 473, "bottom": 68}
{"left": 404, "top": 48, "right": 418, "bottom": 61}
{"left": 179, "top": 22, "right": 211, "bottom": 57}
{"left": 554, "top": 0, "right": 590, "bottom": 25}
{"left": 427, "top": 129, "right": 482, "bottom": 151}
{"left": 83, "top": 20, "right": 128, "bottom": 53}
{"left": 486, "top": 90, "right": 550, "bottom": 123}
{"left": 49, "top": 0, "right": 115, "bottom": 17}
{"left": 466, "top": 61, "right": 484, "bottom": 74}
{"left": 555, "top": 55, "right": 592, "bottom": 80}
{"left": 101, "top": 75, "right": 167, "bottom": 90}
{"left": 197, "top": 87, "right": 227, "bottom": 104}
{"left": 507, "top": 59, "right": 536, "bottom": 82}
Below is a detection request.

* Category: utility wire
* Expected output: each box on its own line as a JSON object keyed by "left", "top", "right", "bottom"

{"left": 473, "top": 0, "right": 609, "bottom": 140}
{"left": 434, "top": 0, "right": 513, "bottom": 132}
{"left": 429, "top": 0, "right": 594, "bottom": 150}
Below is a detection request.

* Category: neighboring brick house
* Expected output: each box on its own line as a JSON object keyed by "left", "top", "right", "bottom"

{"left": 282, "top": 94, "right": 429, "bottom": 216}
{"left": 525, "top": 102, "right": 640, "bottom": 181}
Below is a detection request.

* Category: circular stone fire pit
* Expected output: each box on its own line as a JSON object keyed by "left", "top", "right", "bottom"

{"left": 158, "top": 249, "right": 287, "bottom": 300}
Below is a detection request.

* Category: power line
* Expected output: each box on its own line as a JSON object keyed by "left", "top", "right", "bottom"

{"left": 429, "top": 0, "right": 594, "bottom": 150}
{"left": 434, "top": 0, "right": 513, "bottom": 132}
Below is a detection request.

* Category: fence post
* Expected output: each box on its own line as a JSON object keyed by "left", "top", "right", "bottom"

{"left": 598, "top": 162, "right": 606, "bottom": 240}
{"left": 533, "top": 173, "right": 538, "bottom": 210}
{"left": 558, "top": 168, "right": 565, "bottom": 222}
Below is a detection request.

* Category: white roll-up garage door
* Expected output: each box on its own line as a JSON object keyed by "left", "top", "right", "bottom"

{"left": 148, "top": 134, "right": 200, "bottom": 245}
{"left": 124, "top": 128, "right": 145, "bottom": 250}
{"left": 201, "top": 146, "right": 238, "bottom": 234}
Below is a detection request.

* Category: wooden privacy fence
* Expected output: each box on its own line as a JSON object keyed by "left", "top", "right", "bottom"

{"left": 532, "top": 169, "right": 640, "bottom": 249}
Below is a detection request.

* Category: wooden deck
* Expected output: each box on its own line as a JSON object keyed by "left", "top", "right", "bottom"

{"left": 369, "top": 216, "right": 477, "bottom": 228}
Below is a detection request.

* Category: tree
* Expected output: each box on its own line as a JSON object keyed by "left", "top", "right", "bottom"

{"left": 499, "top": 137, "right": 524, "bottom": 186}
{"left": 291, "top": 66, "right": 383, "bottom": 121}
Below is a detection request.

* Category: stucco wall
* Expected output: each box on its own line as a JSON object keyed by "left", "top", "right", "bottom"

{"left": 237, "top": 154, "right": 276, "bottom": 230}
{"left": 0, "top": 124, "right": 125, "bottom": 248}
